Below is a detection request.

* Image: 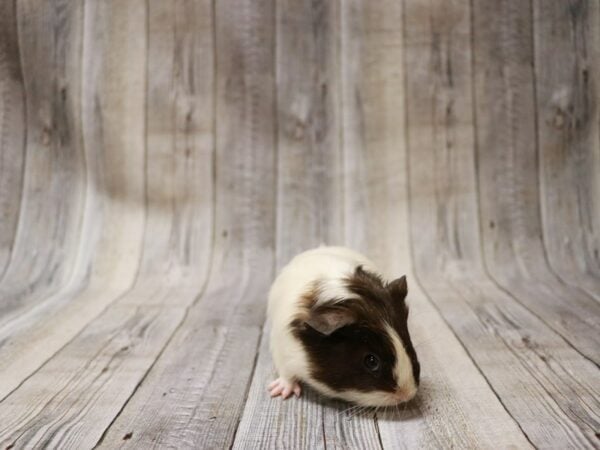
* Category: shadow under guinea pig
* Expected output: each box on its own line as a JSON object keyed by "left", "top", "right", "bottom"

{"left": 296, "top": 380, "right": 429, "bottom": 423}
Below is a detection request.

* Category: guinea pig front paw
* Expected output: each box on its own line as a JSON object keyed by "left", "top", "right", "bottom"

{"left": 267, "top": 377, "right": 301, "bottom": 399}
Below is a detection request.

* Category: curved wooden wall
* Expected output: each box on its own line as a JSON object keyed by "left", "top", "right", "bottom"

{"left": 0, "top": 0, "right": 598, "bottom": 448}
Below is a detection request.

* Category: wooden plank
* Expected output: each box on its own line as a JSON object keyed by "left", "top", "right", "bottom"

{"left": 409, "top": 277, "right": 600, "bottom": 448}
{"left": 96, "top": 0, "right": 276, "bottom": 447}
{"left": 97, "top": 324, "right": 261, "bottom": 449}
{"left": 234, "top": 331, "right": 382, "bottom": 450}
{"left": 0, "top": 0, "right": 86, "bottom": 322}
{"left": 472, "top": 0, "right": 600, "bottom": 363}
{"left": 0, "top": 304, "right": 186, "bottom": 449}
{"left": 273, "top": 0, "right": 344, "bottom": 266}
{"left": 0, "top": 0, "right": 149, "bottom": 400}
{"left": 233, "top": 1, "right": 382, "bottom": 448}
{"left": 79, "top": 0, "right": 147, "bottom": 290}
{"left": 0, "top": 0, "right": 97, "bottom": 401}
{"left": 233, "top": 335, "right": 327, "bottom": 450}
{"left": 404, "top": 0, "right": 600, "bottom": 448}
{"left": 0, "top": 0, "right": 597, "bottom": 448}
{"left": 131, "top": 0, "right": 213, "bottom": 286}
{"left": 341, "top": 1, "right": 532, "bottom": 448}
{"left": 0, "top": 0, "right": 25, "bottom": 276}
{"left": 534, "top": 0, "right": 600, "bottom": 300}
{"left": 0, "top": 0, "right": 220, "bottom": 444}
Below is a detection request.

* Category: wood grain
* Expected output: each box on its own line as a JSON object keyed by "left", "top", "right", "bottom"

{"left": 0, "top": 0, "right": 85, "bottom": 322}
{"left": 232, "top": 1, "right": 375, "bottom": 448}
{"left": 405, "top": 0, "right": 600, "bottom": 447}
{"left": 273, "top": 0, "right": 345, "bottom": 266}
{"left": 0, "top": 0, "right": 149, "bottom": 400}
{"left": 342, "top": 1, "right": 532, "bottom": 448}
{"left": 98, "top": 0, "right": 276, "bottom": 447}
{"left": 0, "top": 304, "right": 186, "bottom": 449}
{"left": 0, "top": 0, "right": 597, "bottom": 448}
{"left": 472, "top": 0, "right": 600, "bottom": 363}
{"left": 0, "top": 0, "right": 25, "bottom": 277}
{"left": 534, "top": 0, "right": 600, "bottom": 301}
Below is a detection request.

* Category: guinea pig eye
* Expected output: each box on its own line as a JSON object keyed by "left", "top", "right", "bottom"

{"left": 363, "top": 354, "right": 380, "bottom": 372}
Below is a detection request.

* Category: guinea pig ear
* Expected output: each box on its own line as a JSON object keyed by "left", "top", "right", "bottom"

{"left": 388, "top": 275, "right": 408, "bottom": 301}
{"left": 305, "top": 303, "right": 357, "bottom": 336}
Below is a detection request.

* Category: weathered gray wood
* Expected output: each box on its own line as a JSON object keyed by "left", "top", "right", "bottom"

{"left": 472, "top": 0, "right": 600, "bottom": 363}
{"left": 97, "top": 0, "right": 276, "bottom": 448}
{"left": 404, "top": 0, "right": 600, "bottom": 447}
{"left": 235, "top": 329, "right": 383, "bottom": 450}
{"left": 0, "top": 0, "right": 85, "bottom": 321}
{"left": 232, "top": 1, "right": 384, "bottom": 449}
{"left": 0, "top": 0, "right": 25, "bottom": 277}
{"left": 341, "top": 1, "right": 533, "bottom": 448}
{"left": 534, "top": 0, "right": 600, "bottom": 300}
{"left": 0, "top": 304, "right": 186, "bottom": 449}
{"left": 98, "top": 324, "right": 262, "bottom": 449}
{"left": 132, "top": 0, "right": 213, "bottom": 286}
{"left": 234, "top": 332, "right": 326, "bottom": 450}
{"left": 0, "top": 0, "right": 96, "bottom": 401}
{"left": 0, "top": 0, "right": 598, "bottom": 448}
{"left": 0, "top": 0, "right": 149, "bottom": 400}
{"left": 0, "top": 0, "right": 219, "bottom": 446}
{"left": 0, "top": 0, "right": 226, "bottom": 445}
{"left": 273, "top": 0, "right": 345, "bottom": 266}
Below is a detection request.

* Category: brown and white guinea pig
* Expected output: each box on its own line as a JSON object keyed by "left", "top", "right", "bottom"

{"left": 267, "top": 246, "right": 420, "bottom": 407}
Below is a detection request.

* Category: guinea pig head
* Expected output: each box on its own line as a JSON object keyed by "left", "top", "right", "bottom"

{"left": 291, "top": 266, "right": 420, "bottom": 407}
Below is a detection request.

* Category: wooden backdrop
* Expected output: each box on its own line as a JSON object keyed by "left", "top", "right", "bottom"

{"left": 0, "top": 0, "right": 598, "bottom": 448}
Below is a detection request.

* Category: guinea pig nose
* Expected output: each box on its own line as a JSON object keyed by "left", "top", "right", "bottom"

{"left": 395, "top": 385, "right": 417, "bottom": 403}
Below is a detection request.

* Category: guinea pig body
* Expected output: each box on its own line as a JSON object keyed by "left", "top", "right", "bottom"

{"left": 267, "top": 246, "right": 420, "bottom": 407}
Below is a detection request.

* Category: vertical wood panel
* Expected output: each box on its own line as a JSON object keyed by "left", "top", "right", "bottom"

{"left": 0, "top": 0, "right": 25, "bottom": 277}
{"left": 342, "top": 0, "right": 532, "bottom": 448}
{"left": 0, "top": 0, "right": 86, "bottom": 321}
{"left": 99, "top": 0, "right": 276, "bottom": 447}
{"left": 0, "top": 0, "right": 98, "bottom": 400}
{"left": 233, "top": 0, "right": 335, "bottom": 440}
{"left": 1, "top": 0, "right": 219, "bottom": 443}
{"left": 0, "top": 0, "right": 597, "bottom": 447}
{"left": 534, "top": 0, "right": 600, "bottom": 300}
{"left": 274, "top": 0, "right": 344, "bottom": 267}
{"left": 0, "top": 2, "right": 156, "bottom": 447}
{"left": 82, "top": 0, "right": 147, "bottom": 289}
{"left": 233, "top": 1, "right": 381, "bottom": 449}
{"left": 405, "top": 0, "right": 600, "bottom": 447}
{"left": 0, "top": 0, "right": 149, "bottom": 400}
{"left": 473, "top": 0, "right": 599, "bottom": 362}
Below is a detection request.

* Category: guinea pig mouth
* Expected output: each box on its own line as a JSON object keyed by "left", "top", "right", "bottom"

{"left": 391, "top": 386, "right": 417, "bottom": 404}
{"left": 337, "top": 385, "right": 418, "bottom": 407}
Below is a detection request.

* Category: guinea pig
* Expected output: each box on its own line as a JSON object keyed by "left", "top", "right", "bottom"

{"left": 267, "top": 246, "right": 420, "bottom": 407}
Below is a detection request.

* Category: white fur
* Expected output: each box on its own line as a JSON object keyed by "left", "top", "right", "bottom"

{"left": 386, "top": 323, "right": 417, "bottom": 401}
{"left": 268, "top": 246, "right": 417, "bottom": 406}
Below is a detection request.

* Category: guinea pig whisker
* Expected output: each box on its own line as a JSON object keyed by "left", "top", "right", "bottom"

{"left": 344, "top": 404, "right": 362, "bottom": 413}
{"left": 347, "top": 405, "right": 374, "bottom": 420}
{"left": 344, "top": 407, "right": 359, "bottom": 419}
{"left": 348, "top": 406, "right": 366, "bottom": 419}
{"left": 338, "top": 404, "right": 361, "bottom": 417}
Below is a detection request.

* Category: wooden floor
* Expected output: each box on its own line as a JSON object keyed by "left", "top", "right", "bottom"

{"left": 0, "top": 0, "right": 599, "bottom": 449}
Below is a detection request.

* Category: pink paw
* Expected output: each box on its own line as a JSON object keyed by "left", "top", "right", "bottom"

{"left": 268, "top": 378, "right": 301, "bottom": 399}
